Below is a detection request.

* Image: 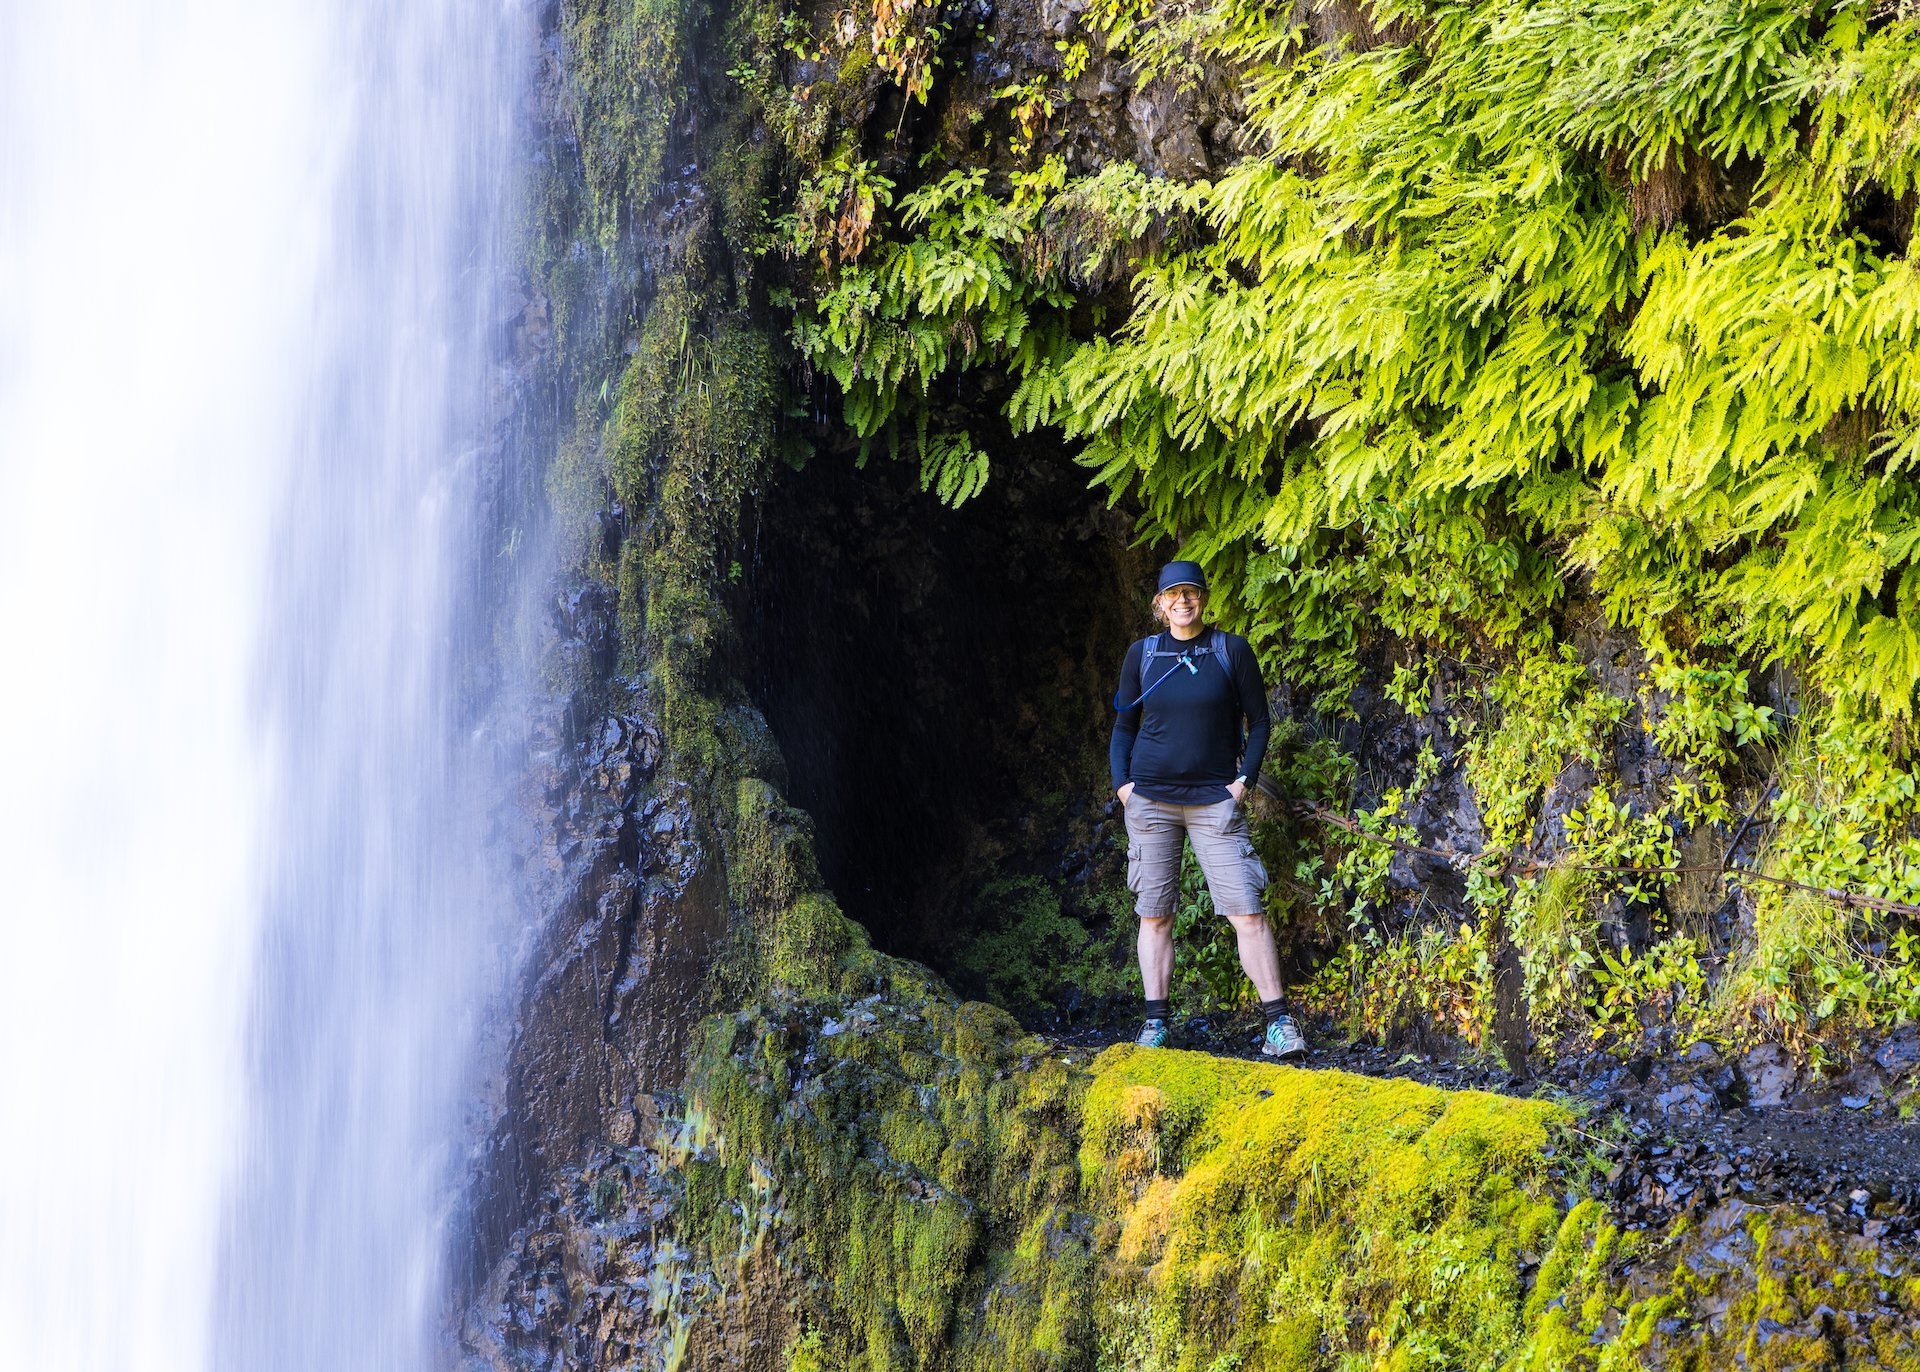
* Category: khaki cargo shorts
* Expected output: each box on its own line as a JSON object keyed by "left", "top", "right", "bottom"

{"left": 1122, "top": 795, "right": 1269, "bottom": 920}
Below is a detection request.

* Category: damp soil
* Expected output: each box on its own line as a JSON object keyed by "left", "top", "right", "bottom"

{"left": 1050, "top": 1015, "right": 1920, "bottom": 1248}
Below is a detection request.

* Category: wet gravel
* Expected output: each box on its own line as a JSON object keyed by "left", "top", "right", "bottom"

{"left": 1050, "top": 1015, "right": 1920, "bottom": 1247}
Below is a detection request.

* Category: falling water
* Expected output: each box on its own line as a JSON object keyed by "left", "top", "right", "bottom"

{"left": 0, "top": 2, "right": 533, "bottom": 1369}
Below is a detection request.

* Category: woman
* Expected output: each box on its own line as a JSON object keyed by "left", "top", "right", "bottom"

{"left": 1110, "top": 560, "right": 1307, "bottom": 1059}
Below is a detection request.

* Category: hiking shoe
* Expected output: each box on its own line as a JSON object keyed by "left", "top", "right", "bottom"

{"left": 1136, "top": 1018, "right": 1170, "bottom": 1049}
{"left": 1262, "top": 1016, "right": 1308, "bottom": 1061}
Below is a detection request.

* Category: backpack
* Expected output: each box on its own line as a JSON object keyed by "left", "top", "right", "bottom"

{"left": 1114, "top": 628, "right": 1239, "bottom": 711}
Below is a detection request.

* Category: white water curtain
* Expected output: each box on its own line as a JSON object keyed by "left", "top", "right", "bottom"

{"left": 0, "top": 3, "right": 529, "bottom": 1368}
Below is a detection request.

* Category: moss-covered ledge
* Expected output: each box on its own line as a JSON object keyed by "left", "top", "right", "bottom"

{"left": 683, "top": 960, "right": 1093, "bottom": 1371}
{"left": 658, "top": 998, "right": 1920, "bottom": 1371}
{"left": 677, "top": 994, "right": 1573, "bottom": 1371}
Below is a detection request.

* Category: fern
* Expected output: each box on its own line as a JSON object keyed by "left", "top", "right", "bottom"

{"left": 773, "top": 0, "right": 1920, "bottom": 1033}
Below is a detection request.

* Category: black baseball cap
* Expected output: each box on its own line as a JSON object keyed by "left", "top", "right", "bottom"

{"left": 1157, "top": 560, "right": 1208, "bottom": 593}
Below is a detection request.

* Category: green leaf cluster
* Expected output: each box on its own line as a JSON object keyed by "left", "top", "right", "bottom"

{"left": 1020, "top": 0, "right": 1920, "bottom": 721}
{"left": 790, "top": 0, "right": 1920, "bottom": 719}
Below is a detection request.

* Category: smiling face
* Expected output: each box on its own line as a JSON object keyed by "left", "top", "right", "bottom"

{"left": 1156, "top": 584, "right": 1206, "bottom": 634}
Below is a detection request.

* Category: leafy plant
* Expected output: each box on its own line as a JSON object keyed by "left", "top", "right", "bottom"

{"left": 1169, "top": 849, "right": 1255, "bottom": 1012}
{"left": 950, "top": 876, "right": 1136, "bottom": 1016}
{"left": 1586, "top": 937, "right": 1708, "bottom": 1042}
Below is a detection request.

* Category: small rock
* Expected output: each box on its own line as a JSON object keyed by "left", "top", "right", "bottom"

{"left": 1873, "top": 1027, "right": 1920, "bottom": 1082}
{"left": 1706, "top": 1062, "right": 1749, "bottom": 1110}
{"left": 1742, "top": 1044, "right": 1797, "bottom": 1107}
{"left": 1843, "top": 1095, "right": 1871, "bottom": 1110}
{"left": 1655, "top": 1082, "right": 1711, "bottom": 1116}
{"left": 607, "top": 1110, "right": 637, "bottom": 1146}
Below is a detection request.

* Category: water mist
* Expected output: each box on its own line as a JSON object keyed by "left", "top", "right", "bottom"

{"left": 0, "top": 2, "right": 536, "bottom": 1368}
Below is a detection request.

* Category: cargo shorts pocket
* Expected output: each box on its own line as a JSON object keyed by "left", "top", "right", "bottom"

{"left": 1241, "top": 836, "right": 1270, "bottom": 892}
{"left": 1126, "top": 842, "right": 1143, "bottom": 893}
{"left": 1221, "top": 805, "right": 1268, "bottom": 892}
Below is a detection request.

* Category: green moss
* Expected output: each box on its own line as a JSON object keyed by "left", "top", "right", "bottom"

{"left": 673, "top": 983, "right": 1920, "bottom": 1371}
{"left": 1516, "top": 1193, "right": 1920, "bottom": 1369}
{"left": 724, "top": 778, "right": 869, "bottom": 994}
{"left": 1083, "top": 1048, "right": 1566, "bottom": 1370}
{"left": 560, "top": 0, "right": 698, "bottom": 239}
{"left": 837, "top": 44, "right": 874, "bottom": 87}
{"left": 684, "top": 975, "right": 1092, "bottom": 1371}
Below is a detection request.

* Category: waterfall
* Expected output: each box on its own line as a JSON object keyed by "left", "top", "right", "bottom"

{"left": 0, "top": 2, "right": 534, "bottom": 1368}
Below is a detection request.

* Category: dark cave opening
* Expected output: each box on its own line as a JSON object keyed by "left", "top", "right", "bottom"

{"left": 738, "top": 437, "right": 1150, "bottom": 998}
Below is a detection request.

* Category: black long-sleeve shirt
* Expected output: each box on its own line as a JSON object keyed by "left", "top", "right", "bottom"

{"left": 1110, "top": 627, "right": 1271, "bottom": 805}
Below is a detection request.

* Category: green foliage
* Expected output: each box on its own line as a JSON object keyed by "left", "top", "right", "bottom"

{"left": 950, "top": 877, "right": 1136, "bottom": 1016}
{"left": 1460, "top": 650, "right": 1632, "bottom": 854}
{"left": 867, "top": 0, "right": 952, "bottom": 103}
{"left": 1563, "top": 787, "right": 1681, "bottom": 904}
{"left": 918, "top": 429, "right": 990, "bottom": 505}
{"left": 1586, "top": 935, "right": 1709, "bottom": 1041}
{"left": 1302, "top": 919, "right": 1497, "bottom": 1046}
{"left": 1763, "top": 708, "right": 1920, "bottom": 906}
{"left": 1509, "top": 867, "right": 1602, "bottom": 1038}
{"left": 1641, "top": 650, "right": 1779, "bottom": 786}
{"left": 787, "top": 166, "right": 1077, "bottom": 497}
{"left": 1727, "top": 708, "right": 1920, "bottom": 1037}
{"left": 1167, "top": 849, "right": 1254, "bottom": 1013}
{"left": 1007, "top": 0, "right": 1920, "bottom": 722}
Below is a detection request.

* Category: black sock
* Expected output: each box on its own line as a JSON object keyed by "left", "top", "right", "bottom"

{"left": 1144, "top": 998, "right": 1170, "bottom": 1022}
{"left": 1261, "top": 997, "right": 1288, "bottom": 1028}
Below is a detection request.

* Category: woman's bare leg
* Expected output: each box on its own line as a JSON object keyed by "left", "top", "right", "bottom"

{"left": 1226, "top": 912, "right": 1283, "bottom": 1002}
{"left": 1138, "top": 915, "right": 1174, "bottom": 1000}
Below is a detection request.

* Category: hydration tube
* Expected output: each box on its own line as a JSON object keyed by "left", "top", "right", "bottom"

{"left": 1112, "top": 652, "right": 1199, "bottom": 711}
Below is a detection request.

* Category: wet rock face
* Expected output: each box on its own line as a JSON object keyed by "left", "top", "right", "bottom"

{"left": 462, "top": 0, "right": 752, "bottom": 1295}
{"left": 461, "top": 1108, "right": 689, "bottom": 1372}
{"left": 1745, "top": 1043, "right": 1798, "bottom": 1108}
{"left": 465, "top": 578, "right": 735, "bottom": 1284}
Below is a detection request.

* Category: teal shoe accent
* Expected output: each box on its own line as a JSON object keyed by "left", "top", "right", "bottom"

{"left": 1262, "top": 1016, "right": 1308, "bottom": 1060}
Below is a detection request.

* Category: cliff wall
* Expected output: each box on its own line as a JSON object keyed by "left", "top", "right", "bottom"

{"left": 457, "top": 0, "right": 1920, "bottom": 1365}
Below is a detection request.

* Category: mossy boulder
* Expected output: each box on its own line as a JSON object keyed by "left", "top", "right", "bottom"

{"left": 683, "top": 962, "right": 1093, "bottom": 1371}
{"left": 1522, "top": 1198, "right": 1920, "bottom": 1371}
{"left": 1082, "top": 1047, "right": 1568, "bottom": 1370}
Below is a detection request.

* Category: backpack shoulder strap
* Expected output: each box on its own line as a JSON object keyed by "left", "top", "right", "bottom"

{"left": 1114, "top": 633, "right": 1174, "bottom": 712}
{"left": 1211, "top": 627, "right": 1236, "bottom": 682}
{"left": 1213, "top": 630, "right": 1251, "bottom": 762}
